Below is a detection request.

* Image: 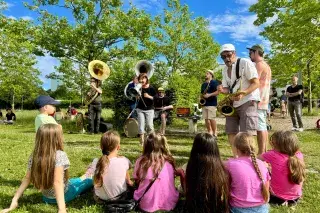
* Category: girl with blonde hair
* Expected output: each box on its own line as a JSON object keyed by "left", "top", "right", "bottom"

{"left": 226, "top": 132, "right": 270, "bottom": 213}
{"left": 83, "top": 130, "right": 133, "bottom": 202}
{"left": 1, "top": 124, "right": 93, "bottom": 213}
{"left": 133, "top": 133, "right": 179, "bottom": 212}
{"left": 260, "top": 131, "right": 305, "bottom": 206}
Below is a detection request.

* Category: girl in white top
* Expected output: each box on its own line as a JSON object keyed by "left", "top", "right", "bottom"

{"left": 85, "top": 131, "right": 133, "bottom": 201}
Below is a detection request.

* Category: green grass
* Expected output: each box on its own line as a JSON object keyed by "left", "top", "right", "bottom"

{"left": 0, "top": 110, "right": 320, "bottom": 212}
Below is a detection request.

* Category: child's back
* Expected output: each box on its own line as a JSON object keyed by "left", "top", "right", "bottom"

{"left": 262, "top": 150, "right": 303, "bottom": 200}
{"left": 89, "top": 156, "right": 131, "bottom": 200}
{"left": 227, "top": 157, "right": 270, "bottom": 207}
{"left": 133, "top": 157, "right": 179, "bottom": 212}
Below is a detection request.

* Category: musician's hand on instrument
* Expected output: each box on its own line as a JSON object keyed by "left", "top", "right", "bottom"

{"left": 232, "top": 93, "right": 245, "bottom": 101}
{"left": 143, "top": 93, "right": 152, "bottom": 99}
{"left": 203, "top": 94, "right": 210, "bottom": 99}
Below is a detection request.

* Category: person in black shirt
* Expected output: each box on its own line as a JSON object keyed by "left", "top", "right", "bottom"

{"left": 286, "top": 75, "right": 303, "bottom": 131}
{"left": 154, "top": 87, "right": 173, "bottom": 135}
{"left": 136, "top": 73, "right": 156, "bottom": 145}
{"left": 5, "top": 108, "right": 16, "bottom": 124}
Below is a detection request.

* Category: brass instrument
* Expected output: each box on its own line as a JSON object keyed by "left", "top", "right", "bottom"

{"left": 217, "top": 71, "right": 246, "bottom": 116}
{"left": 217, "top": 91, "right": 246, "bottom": 116}
{"left": 125, "top": 60, "right": 154, "bottom": 99}
{"left": 199, "top": 81, "right": 211, "bottom": 107}
{"left": 84, "top": 60, "right": 110, "bottom": 106}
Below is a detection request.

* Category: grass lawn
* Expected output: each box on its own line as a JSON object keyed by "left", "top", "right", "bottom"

{"left": 0, "top": 110, "right": 320, "bottom": 212}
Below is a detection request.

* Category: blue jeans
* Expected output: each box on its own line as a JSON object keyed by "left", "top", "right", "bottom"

{"left": 43, "top": 178, "right": 93, "bottom": 203}
{"left": 136, "top": 108, "right": 154, "bottom": 134}
{"left": 230, "top": 204, "right": 269, "bottom": 213}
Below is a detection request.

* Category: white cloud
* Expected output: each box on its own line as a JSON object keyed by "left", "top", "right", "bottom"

{"left": 130, "top": 0, "right": 165, "bottom": 12}
{"left": 34, "top": 55, "right": 60, "bottom": 90}
{"left": 208, "top": 14, "right": 261, "bottom": 42}
{"left": 7, "top": 15, "right": 16, "bottom": 20}
{"left": 21, "top": 16, "right": 33, "bottom": 21}
{"left": 235, "top": 0, "right": 258, "bottom": 6}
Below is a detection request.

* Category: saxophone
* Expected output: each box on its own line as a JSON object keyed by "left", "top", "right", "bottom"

{"left": 217, "top": 72, "right": 246, "bottom": 116}
{"left": 199, "top": 81, "right": 211, "bottom": 107}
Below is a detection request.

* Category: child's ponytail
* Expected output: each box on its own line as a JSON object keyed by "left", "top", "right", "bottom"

{"left": 249, "top": 148, "right": 270, "bottom": 202}
{"left": 235, "top": 132, "right": 269, "bottom": 202}
{"left": 94, "top": 131, "right": 120, "bottom": 187}
{"left": 94, "top": 153, "right": 110, "bottom": 187}
{"left": 288, "top": 155, "right": 305, "bottom": 184}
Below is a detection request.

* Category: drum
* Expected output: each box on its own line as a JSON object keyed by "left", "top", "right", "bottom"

{"left": 123, "top": 118, "right": 139, "bottom": 137}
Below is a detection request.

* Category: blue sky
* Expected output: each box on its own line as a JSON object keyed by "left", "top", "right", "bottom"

{"left": 3, "top": 0, "right": 270, "bottom": 89}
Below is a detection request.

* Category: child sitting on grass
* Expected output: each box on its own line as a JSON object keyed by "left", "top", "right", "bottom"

{"left": 82, "top": 131, "right": 133, "bottom": 202}
{"left": 181, "top": 133, "right": 229, "bottom": 212}
{"left": 226, "top": 132, "right": 270, "bottom": 213}
{"left": 1, "top": 124, "right": 93, "bottom": 213}
{"left": 260, "top": 131, "right": 305, "bottom": 206}
{"left": 133, "top": 133, "right": 179, "bottom": 212}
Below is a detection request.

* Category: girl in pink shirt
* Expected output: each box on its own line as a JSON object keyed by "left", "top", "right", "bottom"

{"left": 133, "top": 133, "right": 179, "bottom": 212}
{"left": 227, "top": 132, "right": 270, "bottom": 213}
{"left": 260, "top": 131, "right": 305, "bottom": 206}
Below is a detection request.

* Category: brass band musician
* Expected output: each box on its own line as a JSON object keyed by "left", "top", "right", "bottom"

{"left": 200, "top": 70, "right": 220, "bottom": 136}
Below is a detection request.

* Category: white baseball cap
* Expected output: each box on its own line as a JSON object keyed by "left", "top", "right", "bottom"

{"left": 220, "top": 44, "right": 236, "bottom": 54}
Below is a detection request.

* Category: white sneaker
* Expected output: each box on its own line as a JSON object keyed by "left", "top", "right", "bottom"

{"left": 292, "top": 127, "right": 297, "bottom": 131}
{"left": 298, "top": 128, "right": 304, "bottom": 132}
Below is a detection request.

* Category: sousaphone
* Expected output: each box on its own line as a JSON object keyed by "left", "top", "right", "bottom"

{"left": 84, "top": 60, "right": 110, "bottom": 106}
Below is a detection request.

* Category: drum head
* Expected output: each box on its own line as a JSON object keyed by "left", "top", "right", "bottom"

{"left": 124, "top": 118, "right": 139, "bottom": 138}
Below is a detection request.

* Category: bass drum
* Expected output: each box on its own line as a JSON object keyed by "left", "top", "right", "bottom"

{"left": 123, "top": 118, "right": 139, "bottom": 138}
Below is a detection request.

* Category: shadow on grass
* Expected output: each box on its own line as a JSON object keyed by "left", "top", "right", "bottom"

{"left": 0, "top": 176, "right": 21, "bottom": 187}
{"left": 64, "top": 141, "right": 99, "bottom": 147}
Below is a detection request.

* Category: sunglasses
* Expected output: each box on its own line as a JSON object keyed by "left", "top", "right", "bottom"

{"left": 220, "top": 52, "right": 234, "bottom": 60}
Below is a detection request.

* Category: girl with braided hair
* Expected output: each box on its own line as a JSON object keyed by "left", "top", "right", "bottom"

{"left": 260, "top": 131, "right": 305, "bottom": 206}
{"left": 226, "top": 132, "right": 270, "bottom": 213}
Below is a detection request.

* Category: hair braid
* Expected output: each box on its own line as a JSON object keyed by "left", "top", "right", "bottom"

{"left": 249, "top": 146, "right": 269, "bottom": 202}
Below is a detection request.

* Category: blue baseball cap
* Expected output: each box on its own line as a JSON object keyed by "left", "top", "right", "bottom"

{"left": 34, "top": 95, "right": 60, "bottom": 108}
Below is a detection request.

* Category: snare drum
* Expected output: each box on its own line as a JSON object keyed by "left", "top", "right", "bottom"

{"left": 123, "top": 118, "right": 139, "bottom": 137}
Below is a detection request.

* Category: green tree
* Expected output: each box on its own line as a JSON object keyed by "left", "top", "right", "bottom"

{"left": 250, "top": 0, "right": 320, "bottom": 113}
{"left": 0, "top": 6, "right": 41, "bottom": 109}
{"left": 27, "top": 0, "right": 153, "bottom": 102}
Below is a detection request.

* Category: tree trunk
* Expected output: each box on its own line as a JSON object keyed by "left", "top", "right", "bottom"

{"left": 307, "top": 60, "right": 312, "bottom": 114}
{"left": 12, "top": 93, "right": 15, "bottom": 110}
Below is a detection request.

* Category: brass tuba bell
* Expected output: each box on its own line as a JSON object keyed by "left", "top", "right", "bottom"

{"left": 84, "top": 60, "right": 110, "bottom": 106}
{"left": 88, "top": 60, "right": 110, "bottom": 81}
{"left": 135, "top": 60, "right": 154, "bottom": 79}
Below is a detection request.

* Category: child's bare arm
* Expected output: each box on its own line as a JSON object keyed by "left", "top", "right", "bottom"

{"left": 54, "top": 167, "right": 67, "bottom": 213}
{"left": 125, "top": 171, "right": 133, "bottom": 186}
{"left": 1, "top": 172, "right": 31, "bottom": 213}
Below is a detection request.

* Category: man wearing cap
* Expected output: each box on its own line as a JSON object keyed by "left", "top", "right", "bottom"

{"left": 248, "top": 44, "right": 272, "bottom": 155}
{"left": 154, "top": 87, "right": 173, "bottom": 135}
{"left": 201, "top": 70, "right": 220, "bottom": 136}
{"left": 217, "top": 44, "right": 260, "bottom": 156}
{"left": 34, "top": 95, "right": 61, "bottom": 132}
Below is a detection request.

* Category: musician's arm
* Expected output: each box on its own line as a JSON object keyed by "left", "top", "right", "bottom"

{"left": 164, "top": 105, "right": 173, "bottom": 111}
{"left": 91, "top": 83, "right": 102, "bottom": 94}
{"left": 242, "top": 78, "right": 259, "bottom": 95}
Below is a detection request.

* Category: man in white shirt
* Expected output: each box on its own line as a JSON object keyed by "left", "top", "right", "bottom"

{"left": 218, "top": 44, "right": 260, "bottom": 156}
